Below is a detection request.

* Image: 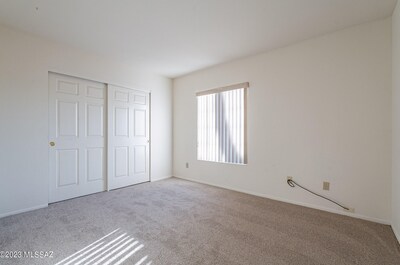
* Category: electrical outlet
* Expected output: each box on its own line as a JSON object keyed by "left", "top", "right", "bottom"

{"left": 186, "top": 162, "right": 189, "bottom": 168}
{"left": 323, "top": 181, "right": 330, "bottom": 191}
{"left": 287, "top": 176, "right": 293, "bottom": 181}
{"left": 344, "top": 207, "right": 355, "bottom": 213}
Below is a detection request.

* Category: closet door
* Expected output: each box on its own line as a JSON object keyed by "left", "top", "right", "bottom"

{"left": 107, "top": 85, "right": 150, "bottom": 190}
{"left": 49, "top": 73, "right": 106, "bottom": 202}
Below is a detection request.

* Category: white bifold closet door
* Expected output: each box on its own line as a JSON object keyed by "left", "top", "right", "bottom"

{"left": 49, "top": 73, "right": 106, "bottom": 203}
{"left": 107, "top": 85, "right": 150, "bottom": 190}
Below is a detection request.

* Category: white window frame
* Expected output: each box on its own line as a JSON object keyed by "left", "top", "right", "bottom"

{"left": 196, "top": 82, "right": 248, "bottom": 165}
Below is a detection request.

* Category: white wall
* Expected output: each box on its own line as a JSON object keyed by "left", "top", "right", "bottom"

{"left": 173, "top": 18, "right": 392, "bottom": 223}
{"left": 0, "top": 24, "right": 172, "bottom": 217}
{"left": 392, "top": 1, "right": 400, "bottom": 241}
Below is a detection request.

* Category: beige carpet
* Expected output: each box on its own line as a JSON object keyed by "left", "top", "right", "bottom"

{"left": 0, "top": 177, "right": 399, "bottom": 265}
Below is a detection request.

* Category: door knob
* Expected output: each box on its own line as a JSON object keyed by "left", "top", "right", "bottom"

{"left": 49, "top": 142, "right": 55, "bottom": 147}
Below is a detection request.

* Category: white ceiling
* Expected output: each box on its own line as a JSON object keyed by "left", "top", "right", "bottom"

{"left": 0, "top": 0, "right": 397, "bottom": 78}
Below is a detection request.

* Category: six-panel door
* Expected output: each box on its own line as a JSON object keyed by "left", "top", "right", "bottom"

{"left": 48, "top": 73, "right": 106, "bottom": 202}
{"left": 107, "top": 85, "right": 150, "bottom": 190}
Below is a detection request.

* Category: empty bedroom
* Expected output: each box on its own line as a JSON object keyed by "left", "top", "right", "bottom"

{"left": 1, "top": 0, "right": 400, "bottom": 264}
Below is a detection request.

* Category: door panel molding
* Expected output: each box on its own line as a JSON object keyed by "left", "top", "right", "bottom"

{"left": 49, "top": 72, "right": 106, "bottom": 203}
{"left": 49, "top": 73, "right": 150, "bottom": 201}
{"left": 107, "top": 84, "right": 150, "bottom": 190}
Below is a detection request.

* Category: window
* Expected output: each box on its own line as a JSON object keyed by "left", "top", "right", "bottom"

{"left": 197, "top": 82, "right": 248, "bottom": 164}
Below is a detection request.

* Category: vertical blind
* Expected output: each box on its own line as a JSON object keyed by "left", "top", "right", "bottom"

{"left": 197, "top": 83, "right": 248, "bottom": 164}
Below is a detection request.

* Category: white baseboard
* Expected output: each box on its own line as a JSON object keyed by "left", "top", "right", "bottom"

{"left": 151, "top": 175, "right": 172, "bottom": 182}
{"left": 0, "top": 204, "right": 48, "bottom": 219}
{"left": 173, "top": 176, "right": 391, "bottom": 225}
{"left": 392, "top": 225, "right": 400, "bottom": 244}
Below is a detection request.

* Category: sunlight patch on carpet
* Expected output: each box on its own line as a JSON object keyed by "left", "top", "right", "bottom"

{"left": 54, "top": 228, "right": 151, "bottom": 265}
